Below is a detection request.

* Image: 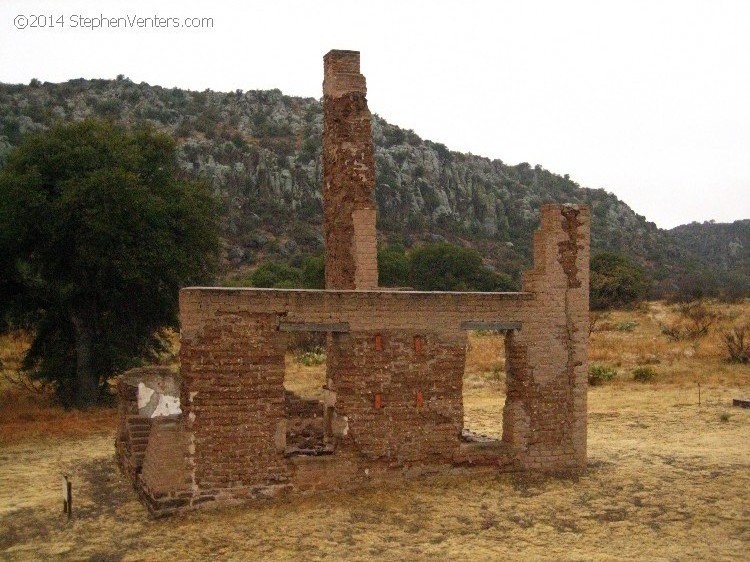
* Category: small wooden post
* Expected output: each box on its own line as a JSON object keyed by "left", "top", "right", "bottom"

{"left": 62, "top": 476, "right": 72, "bottom": 519}
{"left": 698, "top": 383, "right": 701, "bottom": 406}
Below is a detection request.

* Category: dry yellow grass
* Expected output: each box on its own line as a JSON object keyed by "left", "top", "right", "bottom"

{"left": 589, "top": 300, "right": 750, "bottom": 386}
{"left": 0, "top": 333, "right": 116, "bottom": 445}
{"left": 284, "top": 354, "right": 326, "bottom": 402}
{"left": 0, "top": 389, "right": 116, "bottom": 445}
{"left": 1, "top": 300, "right": 748, "bottom": 560}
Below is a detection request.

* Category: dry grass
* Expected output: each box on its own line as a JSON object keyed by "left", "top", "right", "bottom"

{"left": 590, "top": 300, "right": 750, "bottom": 386}
{"left": 0, "top": 333, "right": 115, "bottom": 445}
{"left": 464, "top": 331, "right": 506, "bottom": 439}
{"left": 0, "top": 389, "right": 116, "bottom": 445}
{"left": 1, "top": 300, "right": 749, "bottom": 560}
{"left": 284, "top": 354, "right": 326, "bottom": 402}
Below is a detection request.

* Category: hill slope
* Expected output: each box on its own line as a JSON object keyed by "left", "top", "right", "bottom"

{"left": 667, "top": 220, "right": 750, "bottom": 298}
{"left": 0, "top": 77, "right": 745, "bottom": 296}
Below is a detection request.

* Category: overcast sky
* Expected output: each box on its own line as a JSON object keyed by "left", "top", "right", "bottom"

{"left": 1, "top": 0, "right": 749, "bottom": 229}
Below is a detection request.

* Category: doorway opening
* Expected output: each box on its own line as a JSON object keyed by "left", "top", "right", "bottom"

{"left": 461, "top": 328, "right": 507, "bottom": 443}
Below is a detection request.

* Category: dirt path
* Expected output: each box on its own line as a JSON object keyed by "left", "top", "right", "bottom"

{"left": 1, "top": 385, "right": 748, "bottom": 561}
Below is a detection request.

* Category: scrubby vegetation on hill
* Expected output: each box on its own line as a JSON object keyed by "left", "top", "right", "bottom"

{"left": 226, "top": 243, "right": 512, "bottom": 292}
{"left": 666, "top": 219, "right": 750, "bottom": 301}
{"left": 0, "top": 77, "right": 746, "bottom": 300}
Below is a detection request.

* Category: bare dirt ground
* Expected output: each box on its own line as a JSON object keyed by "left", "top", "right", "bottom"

{"left": 1, "top": 301, "right": 748, "bottom": 561}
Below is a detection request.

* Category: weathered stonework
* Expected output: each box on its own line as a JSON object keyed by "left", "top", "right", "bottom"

{"left": 323, "top": 50, "right": 378, "bottom": 290}
{"left": 116, "top": 50, "right": 590, "bottom": 517}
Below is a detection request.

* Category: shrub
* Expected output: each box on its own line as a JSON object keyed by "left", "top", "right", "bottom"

{"left": 286, "top": 331, "right": 325, "bottom": 356}
{"left": 588, "top": 364, "right": 616, "bottom": 386}
{"left": 298, "top": 136, "right": 320, "bottom": 163}
{"left": 659, "top": 324, "right": 682, "bottom": 341}
{"left": 660, "top": 301, "right": 716, "bottom": 341}
{"left": 632, "top": 367, "right": 657, "bottom": 383}
{"left": 409, "top": 243, "right": 513, "bottom": 292}
{"left": 590, "top": 251, "right": 649, "bottom": 310}
{"left": 301, "top": 256, "right": 325, "bottom": 289}
{"left": 1, "top": 118, "right": 23, "bottom": 144}
{"left": 249, "top": 261, "right": 301, "bottom": 288}
{"left": 378, "top": 245, "right": 410, "bottom": 287}
{"left": 93, "top": 98, "right": 123, "bottom": 118}
{"left": 718, "top": 273, "right": 748, "bottom": 303}
{"left": 723, "top": 325, "right": 749, "bottom": 363}
{"left": 616, "top": 321, "right": 638, "bottom": 332}
{"left": 667, "top": 271, "right": 718, "bottom": 304}
{"left": 297, "top": 346, "right": 326, "bottom": 366}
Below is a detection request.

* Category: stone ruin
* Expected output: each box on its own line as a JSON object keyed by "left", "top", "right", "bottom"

{"left": 116, "top": 50, "right": 590, "bottom": 516}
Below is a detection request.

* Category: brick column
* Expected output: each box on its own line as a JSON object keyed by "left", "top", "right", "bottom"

{"left": 322, "top": 50, "right": 378, "bottom": 290}
{"left": 505, "top": 204, "right": 590, "bottom": 474}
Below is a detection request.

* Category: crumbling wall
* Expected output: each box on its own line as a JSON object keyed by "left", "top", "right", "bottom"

{"left": 138, "top": 416, "right": 191, "bottom": 514}
{"left": 116, "top": 366, "right": 180, "bottom": 484}
{"left": 116, "top": 376, "right": 151, "bottom": 483}
{"left": 323, "top": 50, "right": 378, "bottom": 290}
{"left": 514, "top": 204, "right": 589, "bottom": 472}
{"left": 123, "top": 201, "right": 588, "bottom": 515}
{"left": 284, "top": 390, "right": 325, "bottom": 453}
{"left": 117, "top": 48, "right": 590, "bottom": 517}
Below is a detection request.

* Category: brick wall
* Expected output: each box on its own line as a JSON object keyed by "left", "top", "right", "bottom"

{"left": 117, "top": 48, "right": 590, "bottom": 516}
{"left": 121, "top": 202, "right": 588, "bottom": 515}
{"left": 512, "top": 204, "right": 590, "bottom": 472}
{"left": 115, "top": 378, "right": 151, "bottom": 482}
{"left": 137, "top": 417, "right": 191, "bottom": 514}
{"left": 323, "top": 50, "right": 377, "bottom": 290}
{"left": 166, "top": 207, "right": 583, "bottom": 508}
{"left": 329, "top": 331, "right": 465, "bottom": 463}
{"left": 116, "top": 367, "right": 177, "bottom": 483}
{"left": 180, "top": 311, "right": 291, "bottom": 500}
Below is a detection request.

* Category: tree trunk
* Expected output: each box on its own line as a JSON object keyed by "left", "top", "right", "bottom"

{"left": 71, "top": 314, "right": 98, "bottom": 408}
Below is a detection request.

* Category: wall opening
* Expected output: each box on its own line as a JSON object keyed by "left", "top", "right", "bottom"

{"left": 461, "top": 329, "right": 507, "bottom": 442}
{"left": 283, "top": 331, "right": 331, "bottom": 455}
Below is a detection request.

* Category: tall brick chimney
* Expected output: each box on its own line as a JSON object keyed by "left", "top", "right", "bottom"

{"left": 322, "top": 50, "right": 378, "bottom": 290}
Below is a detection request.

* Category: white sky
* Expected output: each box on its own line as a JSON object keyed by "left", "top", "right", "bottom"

{"left": 1, "top": 0, "right": 749, "bottom": 229}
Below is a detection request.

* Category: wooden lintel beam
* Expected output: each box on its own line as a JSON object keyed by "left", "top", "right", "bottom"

{"left": 460, "top": 321, "right": 522, "bottom": 331}
{"left": 278, "top": 322, "right": 350, "bottom": 333}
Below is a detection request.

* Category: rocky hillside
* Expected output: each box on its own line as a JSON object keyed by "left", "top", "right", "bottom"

{"left": 0, "top": 77, "right": 745, "bottom": 296}
{"left": 667, "top": 220, "right": 750, "bottom": 299}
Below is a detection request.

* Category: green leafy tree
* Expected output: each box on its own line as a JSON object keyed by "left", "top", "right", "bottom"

{"left": 226, "top": 256, "right": 323, "bottom": 290}
{"left": 408, "top": 242, "right": 513, "bottom": 291}
{"left": 249, "top": 261, "right": 301, "bottom": 288}
{"left": 590, "top": 251, "right": 648, "bottom": 310}
{"left": 0, "top": 119, "right": 220, "bottom": 407}
{"left": 300, "top": 255, "right": 325, "bottom": 289}
{"left": 377, "top": 245, "right": 410, "bottom": 287}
